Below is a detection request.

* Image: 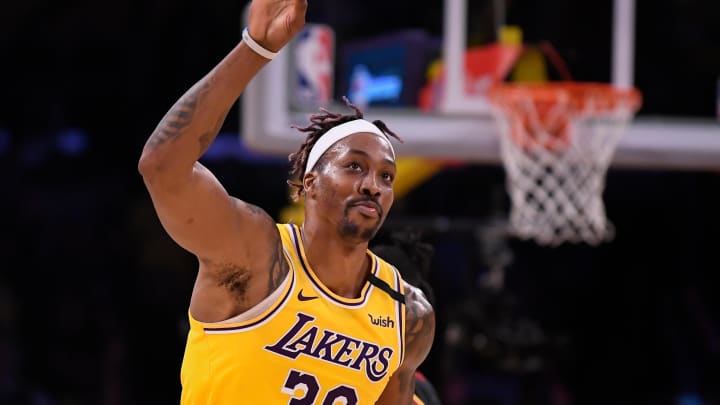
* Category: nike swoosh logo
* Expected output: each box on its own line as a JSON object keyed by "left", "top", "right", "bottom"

{"left": 297, "top": 289, "right": 318, "bottom": 302}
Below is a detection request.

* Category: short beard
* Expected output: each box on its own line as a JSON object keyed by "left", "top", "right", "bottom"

{"left": 338, "top": 212, "right": 381, "bottom": 242}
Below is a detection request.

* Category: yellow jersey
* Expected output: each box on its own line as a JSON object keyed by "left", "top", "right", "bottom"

{"left": 180, "top": 223, "right": 407, "bottom": 405}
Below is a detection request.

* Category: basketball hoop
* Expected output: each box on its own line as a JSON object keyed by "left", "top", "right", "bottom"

{"left": 487, "top": 82, "right": 642, "bottom": 246}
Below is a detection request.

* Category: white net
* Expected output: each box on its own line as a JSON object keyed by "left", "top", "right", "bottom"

{"left": 490, "top": 84, "right": 640, "bottom": 246}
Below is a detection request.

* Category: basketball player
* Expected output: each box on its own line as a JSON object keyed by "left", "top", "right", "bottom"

{"left": 372, "top": 231, "right": 443, "bottom": 405}
{"left": 137, "top": 0, "right": 435, "bottom": 404}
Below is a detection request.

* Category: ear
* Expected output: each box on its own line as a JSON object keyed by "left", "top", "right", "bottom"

{"left": 303, "top": 171, "right": 318, "bottom": 198}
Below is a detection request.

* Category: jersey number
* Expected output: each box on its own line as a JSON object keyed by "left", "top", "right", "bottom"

{"left": 281, "top": 369, "right": 359, "bottom": 405}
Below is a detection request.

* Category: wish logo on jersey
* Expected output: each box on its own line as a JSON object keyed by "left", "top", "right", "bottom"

{"left": 265, "top": 313, "right": 394, "bottom": 382}
{"left": 368, "top": 314, "right": 395, "bottom": 328}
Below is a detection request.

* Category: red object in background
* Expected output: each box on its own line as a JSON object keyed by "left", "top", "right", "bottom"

{"left": 418, "top": 43, "right": 522, "bottom": 111}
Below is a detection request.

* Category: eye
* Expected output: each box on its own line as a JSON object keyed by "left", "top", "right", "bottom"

{"left": 348, "top": 162, "right": 362, "bottom": 171}
{"left": 382, "top": 172, "right": 394, "bottom": 182}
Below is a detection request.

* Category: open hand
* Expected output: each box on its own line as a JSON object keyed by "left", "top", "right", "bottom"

{"left": 247, "top": 0, "right": 307, "bottom": 52}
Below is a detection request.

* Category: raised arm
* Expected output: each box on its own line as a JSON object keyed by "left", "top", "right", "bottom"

{"left": 137, "top": 0, "right": 307, "bottom": 314}
{"left": 376, "top": 282, "right": 436, "bottom": 405}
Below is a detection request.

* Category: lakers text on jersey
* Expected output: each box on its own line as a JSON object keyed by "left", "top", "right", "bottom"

{"left": 180, "top": 223, "right": 407, "bottom": 405}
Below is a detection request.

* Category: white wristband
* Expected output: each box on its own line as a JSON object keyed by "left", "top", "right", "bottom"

{"left": 242, "top": 27, "right": 279, "bottom": 60}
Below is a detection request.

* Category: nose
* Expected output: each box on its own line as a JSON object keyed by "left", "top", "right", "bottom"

{"left": 360, "top": 173, "right": 381, "bottom": 197}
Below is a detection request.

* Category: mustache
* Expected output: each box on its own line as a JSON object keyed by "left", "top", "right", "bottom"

{"left": 346, "top": 196, "right": 382, "bottom": 216}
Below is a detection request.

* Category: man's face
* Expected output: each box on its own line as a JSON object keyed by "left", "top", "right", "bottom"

{"left": 306, "top": 132, "right": 396, "bottom": 242}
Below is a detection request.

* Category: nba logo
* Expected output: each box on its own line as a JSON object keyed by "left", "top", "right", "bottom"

{"left": 291, "top": 24, "right": 335, "bottom": 108}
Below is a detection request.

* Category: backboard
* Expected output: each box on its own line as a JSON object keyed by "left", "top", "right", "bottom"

{"left": 240, "top": 0, "right": 720, "bottom": 171}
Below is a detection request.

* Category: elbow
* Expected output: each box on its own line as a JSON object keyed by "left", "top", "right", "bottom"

{"left": 137, "top": 148, "right": 166, "bottom": 183}
{"left": 137, "top": 148, "right": 193, "bottom": 191}
{"left": 137, "top": 150, "right": 155, "bottom": 178}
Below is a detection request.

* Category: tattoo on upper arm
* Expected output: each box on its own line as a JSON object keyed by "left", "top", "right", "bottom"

{"left": 145, "top": 81, "right": 210, "bottom": 149}
{"left": 385, "top": 287, "right": 433, "bottom": 401}
{"left": 229, "top": 198, "right": 289, "bottom": 295}
{"left": 245, "top": 202, "right": 267, "bottom": 217}
{"left": 268, "top": 243, "right": 290, "bottom": 294}
{"left": 404, "top": 286, "right": 435, "bottom": 363}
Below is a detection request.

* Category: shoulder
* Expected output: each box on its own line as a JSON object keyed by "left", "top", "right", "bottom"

{"left": 230, "top": 197, "right": 277, "bottom": 225}
{"left": 402, "top": 280, "right": 435, "bottom": 367}
{"left": 373, "top": 279, "right": 436, "bottom": 404}
{"left": 195, "top": 200, "right": 289, "bottom": 316}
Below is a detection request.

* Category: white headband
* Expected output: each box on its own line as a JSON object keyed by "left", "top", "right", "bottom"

{"left": 305, "top": 119, "right": 396, "bottom": 173}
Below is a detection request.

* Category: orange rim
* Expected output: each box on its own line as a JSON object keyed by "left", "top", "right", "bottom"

{"left": 487, "top": 82, "right": 642, "bottom": 113}
{"left": 487, "top": 82, "right": 642, "bottom": 150}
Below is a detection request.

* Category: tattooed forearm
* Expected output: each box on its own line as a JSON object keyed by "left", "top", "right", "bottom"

{"left": 145, "top": 81, "right": 211, "bottom": 150}
{"left": 197, "top": 130, "right": 213, "bottom": 155}
{"left": 198, "top": 110, "right": 229, "bottom": 155}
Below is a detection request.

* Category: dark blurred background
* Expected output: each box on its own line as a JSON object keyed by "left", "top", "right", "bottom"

{"left": 1, "top": 0, "right": 720, "bottom": 404}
